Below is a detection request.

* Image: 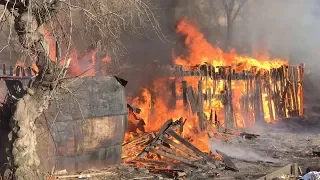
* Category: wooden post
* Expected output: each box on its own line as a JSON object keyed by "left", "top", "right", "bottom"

{"left": 16, "top": 66, "right": 21, "bottom": 77}
{"left": 208, "top": 87, "right": 212, "bottom": 108}
{"left": 96, "top": 40, "right": 102, "bottom": 76}
{"left": 198, "top": 80, "right": 205, "bottom": 131}
{"left": 298, "top": 64, "right": 304, "bottom": 116}
{"left": 227, "top": 67, "right": 235, "bottom": 128}
{"left": 212, "top": 66, "right": 216, "bottom": 95}
{"left": 9, "top": 66, "right": 13, "bottom": 76}
{"left": 291, "top": 66, "right": 298, "bottom": 116}
{"left": 56, "top": 38, "right": 61, "bottom": 63}
{"left": 169, "top": 80, "right": 177, "bottom": 109}
{"left": 266, "top": 78, "right": 274, "bottom": 122}
{"left": 182, "top": 81, "right": 188, "bottom": 110}
{"left": 254, "top": 72, "right": 265, "bottom": 123}
{"left": 2, "top": 64, "right": 5, "bottom": 75}
{"left": 22, "top": 68, "right": 26, "bottom": 77}
{"left": 150, "top": 89, "right": 156, "bottom": 117}
{"left": 27, "top": 67, "right": 32, "bottom": 77}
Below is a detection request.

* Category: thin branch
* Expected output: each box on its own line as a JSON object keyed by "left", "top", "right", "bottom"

{"left": 231, "top": 0, "right": 246, "bottom": 23}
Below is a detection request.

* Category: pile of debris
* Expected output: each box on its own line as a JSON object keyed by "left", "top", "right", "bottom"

{"left": 122, "top": 117, "right": 238, "bottom": 179}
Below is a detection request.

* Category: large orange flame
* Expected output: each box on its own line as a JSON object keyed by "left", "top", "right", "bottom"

{"left": 127, "top": 18, "right": 290, "bottom": 152}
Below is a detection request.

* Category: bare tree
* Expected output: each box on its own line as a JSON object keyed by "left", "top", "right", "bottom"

{"left": 0, "top": 0, "right": 163, "bottom": 179}
{"left": 180, "top": 0, "right": 246, "bottom": 50}
{"left": 221, "top": 0, "right": 247, "bottom": 50}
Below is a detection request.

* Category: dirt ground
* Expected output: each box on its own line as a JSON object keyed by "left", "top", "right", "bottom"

{"left": 62, "top": 117, "right": 320, "bottom": 180}
{"left": 218, "top": 118, "right": 320, "bottom": 180}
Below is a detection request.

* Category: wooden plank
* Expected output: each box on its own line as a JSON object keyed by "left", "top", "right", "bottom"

{"left": 160, "top": 136, "right": 201, "bottom": 159}
{"left": 166, "top": 129, "right": 217, "bottom": 167}
{"left": 145, "top": 147, "right": 208, "bottom": 170}
{"left": 137, "top": 119, "right": 173, "bottom": 159}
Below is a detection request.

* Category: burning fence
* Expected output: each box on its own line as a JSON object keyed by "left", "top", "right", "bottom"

{"left": 170, "top": 62, "right": 305, "bottom": 130}
{"left": 122, "top": 18, "right": 305, "bottom": 177}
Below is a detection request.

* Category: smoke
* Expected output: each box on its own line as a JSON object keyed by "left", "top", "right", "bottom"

{"left": 209, "top": 139, "right": 278, "bottom": 163}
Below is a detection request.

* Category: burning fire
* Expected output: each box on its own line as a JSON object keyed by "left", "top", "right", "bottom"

{"left": 126, "top": 18, "right": 292, "bottom": 152}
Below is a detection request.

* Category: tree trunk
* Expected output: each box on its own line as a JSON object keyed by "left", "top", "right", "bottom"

{"left": 225, "top": 17, "right": 233, "bottom": 51}
{"left": 2, "top": 2, "right": 63, "bottom": 179}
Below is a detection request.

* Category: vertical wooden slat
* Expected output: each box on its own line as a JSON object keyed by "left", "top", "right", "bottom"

{"left": 254, "top": 71, "right": 265, "bottom": 123}
{"left": 27, "top": 67, "right": 32, "bottom": 77}
{"left": 228, "top": 67, "right": 235, "bottom": 128}
{"left": 96, "top": 40, "right": 102, "bottom": 75}
{"left": 208, "top": 87, "right": 212, "bottom": 108}
{"left": 9, "top": 66, "right": 13, "bottom": 76}
{"left": 3, "top": 64, "right": 6, "bottom": 75}
{"left": 182, "top": 81, "right": 188, "bottom": 110}
{"left": 297, "top": 64, "right": 304, "bottom": 116}
{"left": 169, "top": 80, "right": 176, "bottom": 109}
{"left": 56, "top": 38, "right": 61, "bottom": 63}
{"left": 16, "top": 66, "right": 21, "bottom": 77}
{"left": 22, "top": 67, "right": 26, "bottom": 77}
{"left": 198, "top": 80, "right": 205, "bottom": 131}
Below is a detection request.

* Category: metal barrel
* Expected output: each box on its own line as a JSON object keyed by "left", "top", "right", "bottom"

{"left": 36, "top": 76, "right": 128, "bottom": 172}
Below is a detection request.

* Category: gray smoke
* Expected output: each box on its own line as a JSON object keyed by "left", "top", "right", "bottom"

{"left": 209, "top": 139, "right": 278, "bottom": 163}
